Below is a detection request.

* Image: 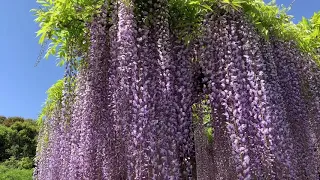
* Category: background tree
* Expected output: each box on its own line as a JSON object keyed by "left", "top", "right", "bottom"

{"left": 0, "top": 116, "right": 38, "bottom": 167}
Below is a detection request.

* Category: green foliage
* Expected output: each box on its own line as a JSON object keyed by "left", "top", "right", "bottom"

{"left": 169, "top": 0, "right": 212, "bottom": 43}
{"left": 37, "top": 79, "right": 64, "bottom": 126}
{"left": 0, "top": 117, "right": 37, "bottom": 180}
{"left": 0, "top": 116, "right": 6, "bottom": 124}
{"left": 192, "top": 100, "right": 213, "bottom": 143}
{"left": 220, "top": 0, "right": 251, "bottom": 12}
{"left": 296, "top": 12, "right": 320, "bottom": 60}
{"left": 0, "top": 165, "right": 33, "bottom": 180}
{"left": 2, "top": 157, "right": 22, "bottom": 169}
{"left": 32, "top": 0, "right": 320, "bottom": 67}
{"left": 2, "top": 117, "right": 25, "bottom": 127}
{"left": 17, "top": 157, "right": 34, "bottom": 170}
{"left": 201, "top": 102, "right": 213, "bottom": 143}
{"left": 10, "top": 122, "right": 38, "bottom": 159}
{"left": 0, "top": 125, "right": 14, "bottom": 161}
{"left": 0, "top": 118, "right": 38, "bottom": 162}
{"left": 31, "top": 0, "right": 105, "bottom": 66}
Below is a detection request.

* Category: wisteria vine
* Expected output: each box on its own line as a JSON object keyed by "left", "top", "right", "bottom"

{"left": 34, "top": 0, "right": 320, "bottom": 179}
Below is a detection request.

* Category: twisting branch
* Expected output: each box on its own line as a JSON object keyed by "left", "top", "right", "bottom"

{"left": 34, "top": 40, "right": 48, "bottom": 67}
{"left": 288, "top": 0, "right": 296, "bottom": 10}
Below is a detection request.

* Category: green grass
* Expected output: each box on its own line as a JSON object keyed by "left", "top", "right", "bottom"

{"left": 0, "top": 165, "right": 33, "bottom": 180}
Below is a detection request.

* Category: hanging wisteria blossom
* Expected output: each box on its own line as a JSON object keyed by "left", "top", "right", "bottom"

{"left": 33, "top": 0, "right": 320, "bottom": 179}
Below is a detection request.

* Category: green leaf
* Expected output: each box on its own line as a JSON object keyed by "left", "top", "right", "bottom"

{"left": 189, "top": 1, "right": 200, "bottom": 5}
{"left": 200, "top": 4, "right": 212, "bottom": 11}
{"left": 39, "top": 33, "right": 46, "bottom": 45}
{"left": 221, "top": 0, "right": 230, "bottom": 4}
{"left": 36, "top": 0, "right": 47, "bottom": 4}
{"left": 57, "top": 59, "right": 65, "bottom": 67}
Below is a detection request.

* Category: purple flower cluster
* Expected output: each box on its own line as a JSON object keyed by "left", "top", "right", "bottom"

{"left": 198, "top": 11, "right": 320, "bottom": 179}
{"left": 34, "top": 4, "right": 320, "bottom": 180}
{"left": 35, "top": 0, "right": 195, "bottom": 179}
{"left": 273, "top": 40, "right": 319, "bottom": 179}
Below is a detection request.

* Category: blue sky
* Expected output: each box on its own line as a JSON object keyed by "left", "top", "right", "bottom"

{"left": 273, "top": 0, "right": 319, "bottom": 23}
{"left": 0, "top": 1, "right": 63, "bottom": 119}
{"left": 0, "top": 0, "right": 319, "bottom": 120}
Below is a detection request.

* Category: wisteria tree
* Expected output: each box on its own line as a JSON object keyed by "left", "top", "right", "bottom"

{"left": 32, "top": 0, "right": 320, "bottom": 179}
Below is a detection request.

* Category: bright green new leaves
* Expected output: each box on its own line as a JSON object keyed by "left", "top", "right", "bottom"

{"left": 31, "top": 0, "right": 104, "bottom": 65}
{"left": 32, "top": 0, "right": 320, "bottom": 66}
{"left": 297, "top": 12, "right": 320, "bottom": 62}
{"left": 220, "top": 0, "right": 249, "bottom": 12}
{"left": 37, "top": 79, "right": 63, "bottom": 126}
{"left": 170, "top": 0, "right": 207, "bottom": 43}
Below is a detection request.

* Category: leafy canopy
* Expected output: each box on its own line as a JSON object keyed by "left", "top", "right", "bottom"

{"left": 32, "top": 0, "right": 320, "bottom": 66}
{"left": 31, "top": 0, "right": 105, "bottom": 66}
